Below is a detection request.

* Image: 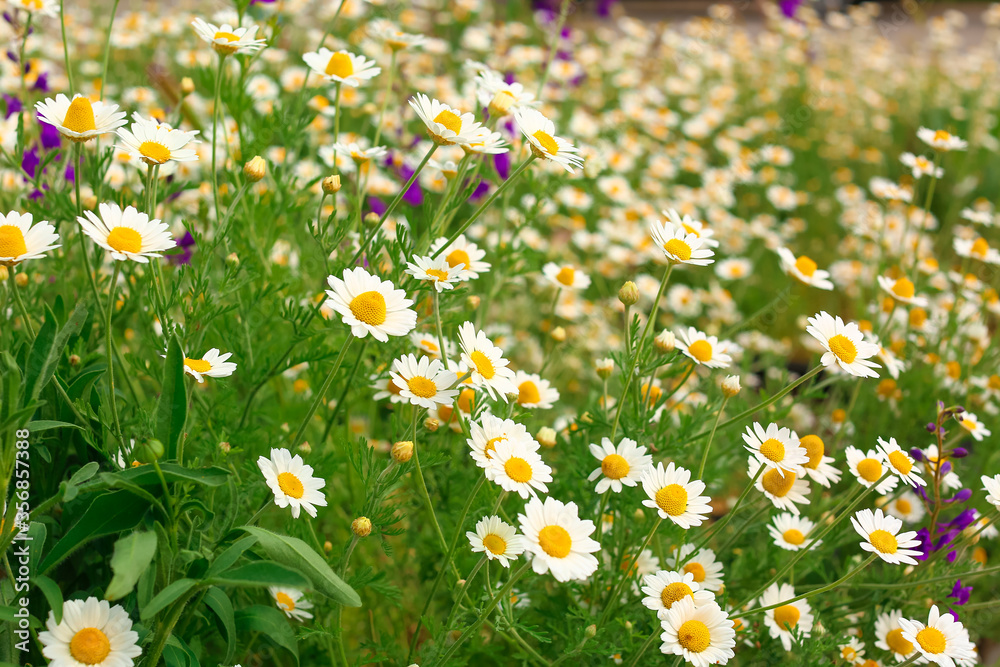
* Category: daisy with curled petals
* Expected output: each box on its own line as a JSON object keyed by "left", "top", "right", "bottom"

{"left": 743, "top": 422, "right": 807, "bottom": 478}
{"left": 877, "top": 275, "right": 928, "bottom": 307}
{"left": 776, "top": 247, "right": 834, "bottom": 290}
{"left": 467, "top": 515, "right": 525, "bottom": 568}
{"left": 956, "top": 411, "right": 991, "bottom": 441}
{"left": 514, "top": 107, "right": 584, "bottom": 173}
{"left": 588, "top": 437, "right": 652, "bottom": 494}
{"left": 796, "top": 433, "right": 842, "bottom": 488}
{"left": 749, "top": 457, "right": 811, "bottom": 515}
{"left": 256, "top": 448, "right": 327, "bottom": 519}
{"left": 115, "top": 114, "right": 199, "bottom": 166}
{"left": 302, "top": 48, "right": 380, "bottom": 86}
{"left": 917, "top": 127, "right": 967, "bottom": 152}
{"left": 542, "top": 262, "right": 591, "bottom": 290}
{"left": 898, "top": 605, "right": 977, "bottom": 667}
{"left": 429, "top": 234, "right": 491, "bottom": 280}
{"left": 672, "top": 545, "right": 724, "bottom": 593}
{"left": 875, "top": 609, "right": 917, "bottom": 662}
{"left": 78, "top": 203, "right": 176, "bottom": 263}
{"left": 659, "top": 597, "right": 736, "bottom": 667}
{"left": 676, "top": 327, "right": 733, "bottom": 368}
{"left": 0, "top": 211, "right": 60, "bottom": 265}
{"left": 324, "top": 267, "right": 417, "bottom": 342}
{"left": 405, "top": 255, "right": 461, "bottom": 292}
{"left": 768, "top": 513, "right": 820, "bottom": 552}
{"left": 457, "top": 321, "right": 517, "bottom": 401}
{"left": 845, "top": 446, "right": 898, "bottom": 494}
{"left": 641, "top": 570, "right": 715, "bottom": 616}
{"left": 876, "top": 437, "right": 925, "bottom": 487}
{"left": 513, "top": 371, "right": 560, "bottom": 409}
{"left": 982, "top": 474, "right": 1000, "bottom": 509}
{"left": 759, "top": 583, "right": 813, "bottom": 651}
{"left": 518, "top": 496, "right": 600, "bottom": 582}
{"left": 409, "top": 93, "right": 486, "bottom": 146}
{"left": 806, "top": 311, "right": 881, "bottom": 378}
{"left": 485, "top": 438, "right": 552, "bottom": 499}
{"left": 191, "top": 18, "right": 266, "bottom": 55}
{"left": 640, "top": 462, "right": 712, "bottom": 529}
{"left": 649, "top": 213, "right": 715, "bottom": 266}
{"left": 35, "top": 94, "right": 127, "bottom": 142}
{"left": 39, "top": 597, "right": 142, "bottom": 667}
{"left": 270, "top": 586, "right": 313, "bottom": 621}
{"left": 389, "top": 354, "right": 457, "bottom": 409}
{"left": 183, "top": 348, "right": 237, "bottom": 383}
{"left": 467, "top": 413, "right": 535, "bottom": 471}
{"left": 851, "top": 508, "right": 922, "bottom": 565}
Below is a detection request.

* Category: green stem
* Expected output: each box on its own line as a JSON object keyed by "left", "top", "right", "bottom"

{"left": 372, "top": 50, "right": 397, "bottom": 148}
{"left": 144, "top": 585, "right": 200, "bottom": 666}
{"left": 598, "top": 518, "right": 661, "bottom": 628}
{"left": 697, "top": 395, "right": 729, "bottom": 479}
{"left": 105, "top": 262, "right": 125, "bottom": 448}
{"left": 290, "top": 335, "right": 353, "bottom": 448}
{"left": 854, "top": 562, "right": 1000, "bottom": 589}
{"left": 625, "top": 628, "right": 659, "bottom": 667}
{"left": 333, "top": 81, "right": 342, "bottom": 145}
{"left": 536, "top": 0, "right": 572, "bottom": 98}
{"left": 410, "top": 407, "right": 449, "bottom": 556}
{"left": 8, "top": 266, "right": 35, "bottom": 339}
{"left": 687, "top": 466, "right": 764, "bottom": 557}
{"left": 59, "top": 0, "right": 76, "bottom": 95}
{"left": 443, "top": 556, "right": 487, "bottom": 632}
{"left": 211, "top": 54, "right": 226, "bottom": 226}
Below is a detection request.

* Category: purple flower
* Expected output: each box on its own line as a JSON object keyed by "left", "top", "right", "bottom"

{"left": 951, "top": 448, "right": 969, "bottom": 459}
{"left": 468, "top": 179, "right": 489, "bottom": 201}
{"left": 911, "top": 447, "right": 925, "bottom": 461}
{"left": 32, "top": 72, "right": 49, "bottom": 93}
{"left": 494, "top": 151, "right": 510, "bottom": 181}
{"left": 21, "top": 146, "right": 39, "bottom": 178}
{"left": 367, "top": 196, "right": 387, "bottom": 217}
{"left": 3, "top": 94, "right": 22, "bottom": 118}
{"left": 914, "top": 528, "right": 932, "bottom": 560}
{"left": 947, "top": 489, "right": 972, "bottom": 504}
{"left": 949, "top": 580, "right": 972, "bottom": 606}
{"left": 40, "top": 118, "right": 61, "bottom": 149}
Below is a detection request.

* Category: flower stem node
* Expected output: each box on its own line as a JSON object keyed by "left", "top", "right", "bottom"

{"left": 243, "top": 156, "right": 267, "bottom": 182}
{"left": 618, "top": 280, "right": 639, "bottom": 306}
{"left": 322, "top": 175, "right": 342, "bottom": 194}
{"left": 392, "top": 440, "right": 414, "bottom": 463}
{"left": 351, "top": 517, "right": 372, "bottom": 538}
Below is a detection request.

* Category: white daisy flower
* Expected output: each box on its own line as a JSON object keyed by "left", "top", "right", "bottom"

{"left": 845, "top": 446, "right": 899, "bottom": 494}
{"left": 485, "top": 438, "right": 552, "bottom": 499}
{"left": 742, "top": 422, "right": 808, "bottom": 478}
{"left": 0, "top": 211, "right": 60, "bottom": 265}
{"left": 409, "top": 331, "right": 454, "bottom": 360}
{"left": 664, "top": 210, "right": 720, "bottom": 248}
{"left": 78, "top": 203, "right": 176, "bottom": 263}
{"left": 513, "top": 371, "right": 560, "bottom": 409}
{"left": 876, "top": 436, "right": 925, "bottom": 487}
{"left": 759, "top": 583, "right": 813, "bottom": 651}
{"left": 389, "top": 354, "right": 457, "bottom": 409}
{"left": 749, "top": 457, "right": 811, "bottom": 515}
{"left": 542, "top": 262, "right": 591, "bottom": 291}
{"left": 640, "top": 462, "right": 712, "bottom": 529}
{"left": 467, "top": 515, "right": 525, "bottom": 568}
{"left": 676, "top": 327, "right": 733, "bottom": 368}
{"left": 917, "top": 127, "right": 967, "bottom": 151}
{"left": 115, "top": 114, "right": 200, "bottom": 165}
{"left": 877, "top": 275, "right": 928, "bottom": 307}
{"left": 649, "top": 212, "right": 715, "bottom": 266}
{"left": 467, "top": 414, "right": 535, "bottom": 472}
{"left": 900, "top": 152, "right": 943, "bottom": 179}
{"left": 302, "top": 48, "right": 381, "bottom": 86}
{"left": 767, "top": 513, "right": 820, "bottom": 551}
{"left": 659, "top": 597, "right": 736, "bottom": 667}
{"left": 851, "top": 508, "right": 922, "bottom": 565}
{"left": 324, "top": 267, "right": 417, "bottom": 342}
{"left": 463, "top": 130, "right": 510, "bottom": 155}
{"left": 183, "top": 348, "right": 237, "bottom": 383}
{"left": 367, "top": 19, "right": 428, "bottom": 51}
{"left": 514, "top": 107, "right": 584, "bottom": 173}
{"left": 405, "top": 254, "right": 461, "bottom": 292}
{"left": 269, "top": 586, "right": 313, "bottom": 621}
{"left": 641, "top": 570, "right": 715, "bottom": 616}
{"left": 333, "top": 142, "right": 388, "bottom": 165}
{"left": 805, "top": 311, "right": 881, "bottom": 378}
{"left": 35, "top": 94, "right": 127, "bottom": 142}
{"left": 796, "top": 433, "right": 842, "bottom": 488}
{"left": 776, "top": 246, "right": 835, "bottom": 289}
{"left": 11, "top": 0, "right": 58, "bottom": 16}
{"left": 457, "top": 321, "right": 517, "bottom": 401}
{"left": 475, "top": 71, "right": 537, "bottom": 116}
{"left": 191, "top": 18, "right": 266, "bottom": 55}
{"left": 256, "top": 447, "right": 328, "bottom": 519}
{"left": 409, "top": 93, "right": 487, "bottom": 146}
{"left": 39, "top": 597, "right": 142, "bottom": 667}
{"left": 875, "top": 609, "right": 917, "bottom": 662}
{"left": 587, "top": 436, "right": 652, "bottom": 494}
{"left": 956, "top": 411, "right": 991, "bottom": 441}
{"left": 518, "top": 496, "right": 600, "bottom": 582}
{"left": 954, "top": 236, "right": 1000, "bottom": 264}
{"left": 672, "top": 545, "right": 724, "bottom": 593}
{"left": 883, "top": 490, "right": 926, "bottom": 524}
{"left": 839, "top": 637, "right": 866, "bottom": 664}
{"left": 898, "top": 605, "right": 977, "bottom": 667}
{"left": 982, "top": 474, "right": 1000, "bottom": 509}
{"left": 429, "top": 234, "right": 491, "bottom": 281}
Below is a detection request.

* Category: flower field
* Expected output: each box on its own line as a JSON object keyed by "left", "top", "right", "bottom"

{"left": 2, "top": 0, "right": 1000, "bottom": 665}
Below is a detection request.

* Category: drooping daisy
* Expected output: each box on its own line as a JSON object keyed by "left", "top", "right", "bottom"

{"left": 324, "top": 267, "right": 417, "bottom": 342}
{"left": 78, "top": 203, "right": 176, "bottom": 263}
{"left": 743, "top": 422, "right": 808, "bottom": 478}
{"left": 587, "top": 436, "right": 652, "bottom": 494}
{"left": 409, "top": 93, "right": 486, "bottom": 146}
{"left": 39, "top": 597, "right": 142, "bottom": 667}
{"left": 457, "top": 321, "right": 517, "bottom": 401}
{"left": 183, "top": 348, "right": 237, "bottom": 383}
{"left": 429, "top": 234, "right": 491, "bottom": 280}
{"left": 191, "top": 18, "right": 267, "bottom": 55}
{"left": 776, "top": 247, "right": 834, "bottom": 290}
{"left": 485, "top": 438, "right": 552, "bottom": 499}
{"left": 917, "top": 127, "right": 967, "bottom": 152}
{"left": 256, "top": 448, "right": 328, "bottom": 519}
{"left": 982, "top": 474, "right": 1000, "bottom": 509}
{"left": 467, "top": 413, "right": 536, "bottom": 471}
{"left": 0, "top": 211, "right": 60, "bottom": 265}
{"left": 649, "top": 214, "right": 715, "bottom": 266}
{"left": 956, "top": 411, "right": 991, "bottom": 441}
{"left": 640, "top": 462, "right": 711, "bottom": 529}
{"left": 513, "top": 371, "right": 560, "bottom": 409}
{"left": 845, "top": 446, "right": 898, "bottom": 494}
{"left": 467, "top": 515, "right": 525, "bottom": 568}
{"left": 877, "top": 275, "right": 928, "bottom": 307}
{"left": 876, "top": 437, "right": 925, "bottom": 487}
{"left": 542, "top": 262, "right": 591, "bottom": 291}
{"left": 405, "top": 254, "right": 461, "bottom": 292}
{"left": 898, "top": 605, "right": 977, "bottom": 667}
{"left": 672, "top": 545, "right": 725, "bottom": 593}
{"left": 797, "top": 434, "right": 842, "bottom": 488}
{"left": 641, "top": 570, "right": 715, "bottom": 616}
{"left": 806, "top": 311, "right": 881, "bottom": 378}
{"left": 389, "top": 354, "right": 457, "bottom": 409}
{"left": 35, "top": 94, "right": 127, "bottom": 142}
{"left": 884, "top": 490, "right": 926, "bottom": 524}
{"left": 302, "top": 48, "right": 381, "bottom": 86}
{"left": 659, "top": 598, "right": 737, "bottom": 667}
{"left": 851, "top": 508, "right": 921, "bottom": 565}
{"left": 518, "top": 496, "right": 600, "bottom": 582}
{"left": 767, "top": 513, "right": 820, "bottom": 552}
{"left": 875, "top": 609, "right": 917, "bottom": 662}
{"left": 749, "top": 457, "right": 811, "bottom": 515}
{"left": 676, "top": 327, "right": 733, "bottom": 368}
{"left": 759, "top": 583, "right": 813, "bottom": 651}
{"left": 513, "top": 107, "right": 584, "bottom": 172}
{"left": 269, "top": 586, "right": 313, "bottom": 621}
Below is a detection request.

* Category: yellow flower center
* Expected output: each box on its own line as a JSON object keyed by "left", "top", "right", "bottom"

{"left": 277, "top": 471, "right": 305, "bottom": 499}
{"left": 601, "top": 454, "right": 630, "bottom": 480}
{"left": 800, "top": 435, "right": 824, "bottom": 469}
{"left": 275, "top": 591, "right": 296, "bottom": 610}
{"left": 469, "top": 350, "right": 496, "bottom": 379}
{"left": 660, "top": 582, "right": 693, "bottom": 609}
{"left": 555, "top": 266, "right": 576, "bottom": 286}
{"left": 655, "top": 484, "right": 688, "bottom": 516}
{"left": 433, "top": 110, "right": 463, "bottom": 135}
{"left": 537, "top": 525, "right": 572, "bottom": 558}
{"left": 961, "top": 418, "right": 976, "bottom": 431}
{"left": 869, "top": 529, "right": 898, "bottom": 554}
{"left": 794, "top": 255, "right": 817, "bottom": 277}
{"left": 683, "top": 562, "right": 705, "bottom": 582}
{"left": 910, "top": 308, "right": 927, "bottom": 327}
{"left": 446, "top": 249, "right": 471, "bottom": 269}
{"left": 762, "top": 469, "right": 795, "bottom": 497}
{"left": 970, "top": 238, "right": 989, "bottom": 257}
{"left": 828, "top": 334, "right": 858, "bottom": 364}
{"left": 892, "top": 277, "right": 915, "bottom": 299}
{"left": 783, "top": 528, "right": 805, "bottom": 545}
{"left": 69, "top": 628, "right": 111, "bottom": 665}
{"left": 406, "top": 376, "right": 437, "bottom": 399}
{"left": 504, "top": 456, "right": 533, "bottom": 483}
{"left": 687, "top": 339, "right": 713, "bottom": 363}
{"left": 532, "top": 130, "right": 559, "bottom": 155}
{"left": 426, "top": 268, "right": 450, "bottom": 282}
{"left": 888, "top": 450, "right": 913, "bottom": 475}
{"left": 518, "top": 381, "right": 541, "bottom": 405}
{"left": 107, "top": 227, "right": 143, "bottom": 254}
{"left": 483, "top": 436, "right": 504, "bottom": 458}
{"left": 857, "top": 458, "right": 883, "bottom": 483}
{"left": 420, "top": 339, "right": 439, "bottom": 352}
{"left": 896, "top": 498, "right": 912, "bottom": 514}
{"left": 886, "top": 628, "right": 914, "bottom": 656}
{"left": 325, "top": 52, "right": 354, "bottom": 78}
{"left": 138, "top": 141, "right": 171, "bottom": 164}
{"left": 62, "top": 97, "right": 97, "bottom": 134}
{"left": 759, "top": 438, "right": 785, "bottom": 462}
{"left": 664, "top": 238, "right": 693, "bottom": 261}
{"left": 482, "top": 533, "right": 507, "bottom": 555}
{"left": 349, "top": 290, "right": 387, "bottom": 326}
{"left": 915, "top": 627, "right": 946, "bottom": 654}
{"left": 933, "top": 130, "right": 951, "bottom": 142}
{"left": 773, "top": 604, "right": 800, "bottom": 630}
{"left": 184, "top": 358, "right": 211, "bottom": 373}
{"left": 213, "top": 31, "right": 240, "bottom": 42}
{"left": 676, "top": 620, "right": 711, "bottom": 653}
{"left": 842, "top": 647, "right": 856, "bottom": 661}
{"left": 0, "top": 225, "right": 28, "bottom": 259}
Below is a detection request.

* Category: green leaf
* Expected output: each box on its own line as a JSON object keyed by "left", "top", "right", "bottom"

{"left": 140, "top": 578, "right": 198, "bottom": 621}
{"left": 235, "top": 605, "right": 299, "bottom": 665}
{"left": 68, "top": 462, "right": 100, "bottom": 486}
{"left": 0, "top": 606, "right": 40, "bottom": 629}
{"left": 24, "top": 302, "right": 88, "bottom": 403}
{"left": 105, "top": 531, "right": 158, "bottom": 601}
{"left": 208, "top": 561, "right": 311, "bottom": 589}
{"left": 156, "top": 334, "right": 188, "bottom": 459}
{"left": 67, "top": 366, "right": 105, "bottom": 401}
{"left": 205, "top": 535, "right": 258, "bottom": 578}
{"left": 39, "top": 492, "right": 150, "bottom": 574}
{"left": 112, "top": 463, "right": 230, "bottom": 487}
{"left": 203, "top": 587, "right": 237, "bottom": 664}
{"left": 33, "top": 575, "right": 63, "bottom": 623}
{"left": 25, "top": 420, "right": 83, "bottom": 432}
{"left": 238, "top": 526, "right": 361, "bottom": 607}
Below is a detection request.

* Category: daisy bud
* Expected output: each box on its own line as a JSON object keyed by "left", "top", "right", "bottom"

{"left": 654, "top": 330, "right": 676, "bottom": 353}
{"left": 551, "top": 326, "right": 566, "bottom": 342}
{"left": 595, "top": 357, "right": 614, "bottom": 379}
{"left": 584, "top": 624, "right": 597, "bottom": 638}
{"left": 181, "top": 76, "right": 195, "bottom": 96}
{"left": 721, "top": 374, "right": 742, "bottom": 397}
{"left": 424, "top": 417, "right": 440, "bottom": 432}
{"left": 298, "top": 441, "right": 312, "bottom": 454}
{"left": 322, "top": 174, "right": 342, "bottom": 194}
{"left": 488, "top": 90, "right": 515, "bottom": 117}
{"left": 218, "top": 441, "right": 231, "bottom": 453}
{"left": 323, "top": 540, "right": 333, "bottom": 553}
{"left": 466, "top": 295, "right": 481, "bottom": 310}
{"left": 364, "top": 212, "right": 380, "bottom": 227}
{"left": 243, "top": 156, "right": 267, "bottom": 183}
{"left": 392, "top": 440, "right": 414, "bottom": 463}
{"left": 139, "top": 439, "right": 165, "bottom": 462}
{"left": 15, "top": 272, "right": 28, "bottom": 287}
{"left": 0, "top": 266, "right": 7, "bottom": 281}
{"left": 226, "top": 252, "right": 240, "bottom": 267}
{"left": 624, "top": 621, "right": 633, "bottom": 631}
{"left": 618, "top": 280, "right": 639, "bottom": 306}
{"left": 351, "top": 516, "right": 372, "bottom": 538}
{"left": 537, "top": 427, "right": 557, "bottom": 448}
{"left": 69, "top": 354, "right": 81, "bottom": 367}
